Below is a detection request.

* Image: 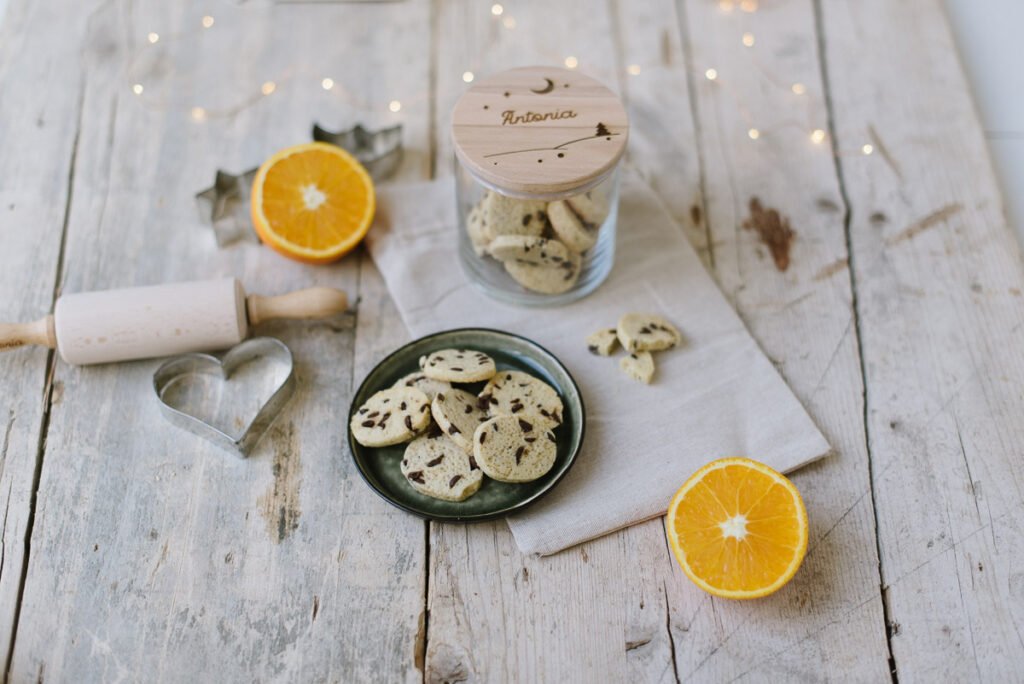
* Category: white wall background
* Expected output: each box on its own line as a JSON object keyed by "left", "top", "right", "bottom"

{"left": 943, "top": 0, "right": 1024, "bottom": 244}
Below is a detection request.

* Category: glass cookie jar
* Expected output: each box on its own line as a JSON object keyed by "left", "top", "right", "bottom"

{"left": 451, "top": 66, "right": 629, "bottom": 306}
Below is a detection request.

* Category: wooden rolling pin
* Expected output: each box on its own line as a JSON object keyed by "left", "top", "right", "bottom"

{"left": 0, "top": 278, "right": 348, "bottom": 365}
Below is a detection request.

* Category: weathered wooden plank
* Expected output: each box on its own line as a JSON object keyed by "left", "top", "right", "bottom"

{"left": 820, "top": 0, "right": 1024, "bottom": 679}
{"left": 659, "top": 0, "right": 894, "bottom": 679}
{"left": 609, "top": 0, "right": 709, "bottom": 264}
{"left": 423, "top": 2, "right": 688, "bottom": 679}
{"left": 7, "top": 1, "right": 432, "bottom": 680}
{"left": 0, "top": 0, "right": 91, "bottom": 672}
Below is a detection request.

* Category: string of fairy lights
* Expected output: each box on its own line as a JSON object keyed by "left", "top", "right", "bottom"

{"left": 127, "top": 0, "right": 875, "bottom": 158}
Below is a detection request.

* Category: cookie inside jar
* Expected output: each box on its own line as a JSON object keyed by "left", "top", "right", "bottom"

{"left": 452, "top": 66, "right": 628, "bottom": 306}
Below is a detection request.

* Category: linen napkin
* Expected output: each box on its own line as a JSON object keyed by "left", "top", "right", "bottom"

{"left": 366, "top": 171, "right": 830, "bottom": 556}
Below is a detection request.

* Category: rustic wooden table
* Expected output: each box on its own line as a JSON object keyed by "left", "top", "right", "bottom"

{"left": 1, "top": 0, "right": 1022, "bottom": 681}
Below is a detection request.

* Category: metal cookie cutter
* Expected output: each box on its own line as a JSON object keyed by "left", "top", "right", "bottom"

{"left": 153, "top": 337, "right": 295, "bottom": 457}
{"left": 312, "top": 122, "right": 403, "bottom": 180}
{"left": 195, "top": 167, "right": 260, "bottom": 247}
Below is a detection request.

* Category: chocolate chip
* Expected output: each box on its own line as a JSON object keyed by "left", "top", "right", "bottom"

{"left": 539, "top": 409, "right": 551, "bottom": 418}
{"left": 449, "top": 475, "right": 463, "bottom": 488}
{"left": 383, "top": 399, "right": 390, "bottom": 404}
{"left": 515, "top": 446, "right": 525, "bottom": 464}
{"left": 359, "top": 408, "right": 368, "bottom": 414}
{"left": 525, "top": 437, "right": 537, "bottom": 443}
{"left": 639, "top": 326, "right": 652, "bottom": 334}
{"left": 518, "top": 419, "right": 533, "bottom": 432}
{"left": 469, "top": 456, "right": 479, "bottom": 471}
{"left": 522, "top": 214, "right": 532, "bottom": 226}
{"left": 427, "top": 455, "right": 444, "bottom": 467}
{"left": 479, "top": 431, "right": 487, "bottom": 444}
{"left": 367, "top": 411, "right": 380, "bottom": 418}
{"left": 511, "top": 404, "right": 523, "bottom": 413}
{"left": 400, "top": 401, "right": 407, "bottom": 410}
{"left": 464, "top": 404, "right": 473, "bottom": 414}
{"left": 451, "top": 367, "right": 463, "bottom": 372}
{"left": 360, "top": 420, "right": 375, "bottom": 428}
{"left": 405, "top": 415, "right": 413, "bottom": 430}
{"left": 408, "top": 471, "right": 425, "bottom": 484}
{"left": 552, "top": 409, "right": 562, "bottom": 423}
{"left": 420, "top": 404, "right": 429, "bottom": 412}
{"left": 402, "top": 459, "right": 408, "bottom": 466}
{"left": 381, "top": 412, "right": 391, "bottom": 421}
{"left": 437, "top": 393, "right": 445, "bottom": 402}
{"left": 493, "top": 422, "right": 499, "bottom": 432}
{"left": 448, "top": 424, "right": 461, "bottom": 435}
{"left": 588, "top": 345, "right": 598, "bottom": 354}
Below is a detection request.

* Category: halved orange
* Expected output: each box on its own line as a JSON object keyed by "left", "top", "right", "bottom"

{"left": 666, "top": 457, "right": 808, "bottom": 599}
{"left": 251, "top": 142, "right": 375, "bottom": 264}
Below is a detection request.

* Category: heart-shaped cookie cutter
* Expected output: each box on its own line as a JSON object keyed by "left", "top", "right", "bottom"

{"left": 153, "top": 337, "right": 295, "bottom": 457}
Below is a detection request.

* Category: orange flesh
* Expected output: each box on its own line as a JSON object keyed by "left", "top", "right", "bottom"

{"left": 667, "top": 459, "right": 807, "bottom": 598}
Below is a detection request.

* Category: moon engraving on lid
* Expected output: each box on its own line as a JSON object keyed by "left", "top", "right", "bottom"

{"left": 451, "top": 66, "right": 629, "bottom": 196}
{"left": 531, "top": 77, "right": 555, "bottom": 94}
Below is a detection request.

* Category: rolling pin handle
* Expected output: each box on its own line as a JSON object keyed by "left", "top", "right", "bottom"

{"left": 0, "top": 315, "right": 56, "bottom": 352}
{"left": 246, "top": 287, "right": 349, "bottom": 327}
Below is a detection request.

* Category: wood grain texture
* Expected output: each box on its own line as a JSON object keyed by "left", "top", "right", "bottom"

{"left": 821, "top": 0, "right": 1024, "bottom": 678}
{"left": 5, "top": 0, "right": 431, "bottom": 681}
{"left": 450, "top": 65, "right": 628, "bottom": 196}
{"left": 0, "top": 0, "right": 1019, "bottom": 680}
{"left": 646, "top": 0, "right": 893, "bottom": 679}
{"left": 610, "top": 0, "right": 710, "bottom": 264}
{"left": 0, "top": 0, "right": 91, "bottom": 670}
{"left": 427, "top": 2, "right": 661, "bottom": 681}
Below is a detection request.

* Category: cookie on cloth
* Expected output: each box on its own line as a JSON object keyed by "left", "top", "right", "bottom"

{"left": 472, "top": 415, "right": 558, "bottom": 483}
{"left": 350, "top": 387, "right": 431, "bottom": 447}
{"left": 419, "top": 349, "right": 497, "bottom": 383}
{"left": 586, "top": 328, "right": 619, "bottom": 356}
{"left": 616, "top": 313, "right": 681, "bottom": 352}
{"left": 401, "top": 433, "right": 483, "bottom": 501}
{"left": 620, "top": 350, "right": 655, "bottom": 384}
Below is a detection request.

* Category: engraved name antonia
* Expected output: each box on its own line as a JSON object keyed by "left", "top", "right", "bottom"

{"left": 501, "top": 109, "right": 578, "bottom": 126}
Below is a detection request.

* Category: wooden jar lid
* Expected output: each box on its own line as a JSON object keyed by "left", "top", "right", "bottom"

{"left": 451, "top": 66, "right": 629, "bottom": 197}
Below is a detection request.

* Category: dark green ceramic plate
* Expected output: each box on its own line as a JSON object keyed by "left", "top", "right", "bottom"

{"left": 348, "top": 328, "right": 585, "bottom": 522}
